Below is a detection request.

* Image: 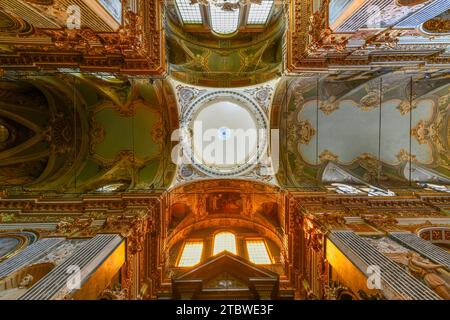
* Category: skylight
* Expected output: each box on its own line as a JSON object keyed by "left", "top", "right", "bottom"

{"left": 210, "top": 5, "right": 240, "bottom": 34}
{"left": 247, "top": 0, "right": 273, "bottom": 25}
{"left": 213, "top": 232, "right": 237, "bottom": 255}
{"left": 178, "top": 241, "right": 204, "bottom": 267}
{"left": 246, "top": 240, "right": 272, "bottom": 264}
{"left": 176, "top": 0, "right": 203, "bottom": 24}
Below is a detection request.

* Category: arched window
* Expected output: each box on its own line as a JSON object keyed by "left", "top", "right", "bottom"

{"left": 331, "top": 183, "right": 363, "bottom": 195}
{"left": 246, "top": 239, "right": 272, "bottom": 264}
{"left": 210, "top": 5, "right": 240, "bottom": 35}
{"left": 247, "top": 0, "right": 274, "bottom": 25}
{"left": 419, "top": 183, "right": 450, "bottom": 193}
{"left": 178, "top": 241, "right": 204, "bottom": 267}
{"left": 213, "top": 232, "right": 237, "bottom": 255}
{"left": 175, "top": 0, "right": 203, "bottom": 24}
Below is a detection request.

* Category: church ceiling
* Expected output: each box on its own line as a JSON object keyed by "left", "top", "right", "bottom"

{"left": 0, "top": 74, "right": 176, "bottom": 194}
{"left": 0, "top": 0, "right": 165, "bottom": 75}
{"left": 0, "top": 0, "right": 448, "bottom": 195}
{"left": 166, "top": 16, "right": 284, "bottom": 87}
{"left": 275, "top": 70, "right": 450, "bottom": 189}
{"left": 170, "top": 77, "right": 278, "bottom": 186}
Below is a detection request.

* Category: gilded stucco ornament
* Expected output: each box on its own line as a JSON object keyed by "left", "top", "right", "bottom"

{"left": 357, "top": 153, "right": 386, "bottom": 182}
{"left": 363, "top": 29, "right": 405, "bottom": 49}
{"left": 319, "top": 150, "right": 339, "bottom": 163}
{"left": 287, "top": 117, "right": 316, "bottom": 151}
{"left": 359, "top": 89, "right": 379, "bottom": 111}
{"left": 0, "top": 2, "right": 165, "bottom": 74}
{"left": 397, "top": 100, "right": 418, "bottom": 115}
{"left": 89, "top": 119, "right": 106, "bottom": 154}
{"left": 422, "top": 16, "right": 450, "bottom": 34}
{"left": 363, "top": 214, "right": 399, "bottom": 230}
{"left": 320, "top": 96, "right": 339, "bottom": 115}
{"left": 396, "top": 149, "right": 417, "bottom": 163}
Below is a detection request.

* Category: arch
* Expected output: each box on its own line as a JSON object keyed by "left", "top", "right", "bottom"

{"left": 0, "top": 232, "right": 38, "bottom": 262}
{"left": 417, "top": 227, "right": 450, "bottom": 245}
{"left": 0, "top": 262, "right": 55, "bottom": 300}
{"left": 337, "top": 290, "right": 358, "bottom": 300}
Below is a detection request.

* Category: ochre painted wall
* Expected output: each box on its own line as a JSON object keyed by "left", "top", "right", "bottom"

{"left": 326, "top": 239, "right": 379, "bottom": 297}
{"left": 71, "top": 241, "right": 126, "bottom": 300}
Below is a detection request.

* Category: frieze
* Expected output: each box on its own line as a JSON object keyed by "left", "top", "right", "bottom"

{"left": 0, "top": 2, "right": 165, "bottom": 75}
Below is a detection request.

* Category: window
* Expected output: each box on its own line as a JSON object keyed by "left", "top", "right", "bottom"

{"left": 178, "top": 241, "right": 204, "bottom": 267}
{"left": 247, "top": 0, "right": 273, "bottom": 25}
{"left": 96, "top": 183, "right": 125, "bottom": 192}
{"left": 419, "top": 183, "right": 450, "bottom": 193}
{"left": 331, "top": 183, "right": 363, "bottom": 195}
{"left": 362, "top": 187, "right": 396, "bottom": 197}
{"left": 176, "top": 0, "right": 203, "bottom": 24}
{"left": 210, "top": 5, "right": 240, "bottom": 35}
{"left": 213, "top": 232, "right": 237, "bottom": 255}
{"left": 330, "top": 183, "right": 395, "bottom": 196}
{"left": 246, "top": 240, "right": 272, "bottom": 264}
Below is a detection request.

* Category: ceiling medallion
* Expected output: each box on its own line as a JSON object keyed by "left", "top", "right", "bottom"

{"left": 190, "top": 0, "right": 262, "bottom": 11}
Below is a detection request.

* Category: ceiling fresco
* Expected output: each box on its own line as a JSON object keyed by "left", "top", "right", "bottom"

{"left": 0, "top": 74, "right": 177, "bottom": 193}
{"left": 0, "top": 0, "right": 450, "bottom": 303}
{"left": 274, "top": 70, "right": 450, "bottom": 189}
{"left": 166, "top": 14, "right": 284, "bottom": 87}
{"left": 170, "top": 77, "right": 278, "bottom": 186}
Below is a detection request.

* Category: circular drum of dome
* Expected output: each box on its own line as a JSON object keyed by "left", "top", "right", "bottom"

{"left": 180, "top": 91, "right": 268, "bottom": 177}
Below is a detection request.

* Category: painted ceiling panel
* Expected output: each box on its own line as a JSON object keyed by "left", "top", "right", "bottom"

{"left": 278, "top": 70, "right": 450, "bottom": 188}
{"left": 298, "top": 99, "right": 434, "bottom": 166}
{"left": 93, "top": 106, "right": 161, "bottom": 160}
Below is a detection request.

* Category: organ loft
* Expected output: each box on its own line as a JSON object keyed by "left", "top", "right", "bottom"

{"left": 0, "top": 0, "right": 449, "bottom": 300}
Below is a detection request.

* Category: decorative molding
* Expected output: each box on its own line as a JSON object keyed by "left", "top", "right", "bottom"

{"left": 286, "top": 1, "right": 450, "bottom": 72}
{"left": 0, "top": 2, "right": 165, "bottom": 75}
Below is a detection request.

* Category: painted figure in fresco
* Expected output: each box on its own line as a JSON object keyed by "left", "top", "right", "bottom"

{"left": 207, "top": 193, "right": 243, "bottom": 214}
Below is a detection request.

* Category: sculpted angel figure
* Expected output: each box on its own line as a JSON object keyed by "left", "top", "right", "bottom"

{"left": 388, "top": 251, "right": 450, "bottom": 299}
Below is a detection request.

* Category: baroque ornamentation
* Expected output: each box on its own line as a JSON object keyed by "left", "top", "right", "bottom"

{"left": 396, "top": 149, "right": 417, "bottom": 163}
{"left": 0, "top": 4, "right": 165, "bottom": 75}
{"left": 89, "top": 119, "right": 106, "bottom": 154}
{"left": 54, "top": 217, "right": 94, "bottom": 236}
{"left": 43, "top": 112, "right": 74, "bottom": 155}
{"left": 319, "top": 150, "right": 338, "bottom": 163}
{"left": 422, "top": 16, "right": 450, "bottom": 34}
{"left": 288, "top": 120, "right": 316, "bottom": 146}
{"left": 357, "top": 153, "right": 386, "bottom": 182}
{"left": 411, "top": 120, "right": 433, "bottom": 144}
{"left": 364, "top": 29, "right": 405, "bottom": 49}
{"left": 306, "top": 0, "right": 349, "bottom": 55}
{"left": 320, "top": 96, "right": 339, "bottom": 115}
{"left": 397, "top": 100, "right": 417, "bottom": 115}
{"left": 363, "top": 214, "right": 398, "bottom": 230}
{"left": 359, "top": 89, "right": 379, "bottom": 111}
